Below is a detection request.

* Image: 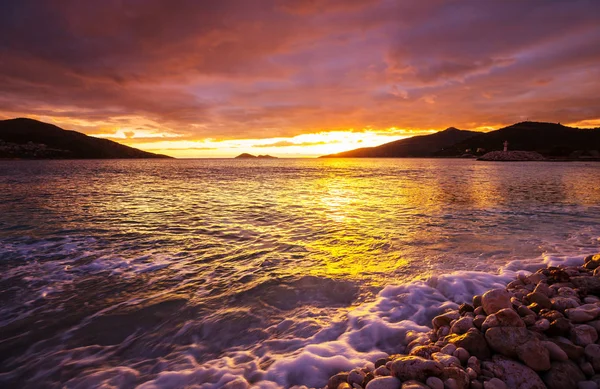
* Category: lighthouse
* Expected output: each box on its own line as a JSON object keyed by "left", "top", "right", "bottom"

{"left": 503, "top": 140, "right": 509, "bottom": 152}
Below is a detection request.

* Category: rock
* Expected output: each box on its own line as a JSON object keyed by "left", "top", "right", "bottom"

{"left": 515, "top": 338, "right": 551, "bottom": 371}
{"left": 467, "top": 356, "right": 481, "bottom": 374}
{"left": 527, "top": 292, "right": 553, "bottom": 310}
{"left": 473, "top": 315, "right": 486, "bottom": 329}
{"left": 583, "top": 255, "right": 600, "bottom": 270}
{"left": 471, "top": 381, "right": 483, "bottom": 389}
{"left": 410, "top": 345, "right": 441, "bottom": 359}
{"left": 482, "top": 289, "right": 512, "bottom": 315}
{"left": 374, "top": 366, "right": 391, "bottom": 376}
{"left": 586, "top": 344, "right": 600, "bottom": 372}
{"left": 447, "top": 329, "right": 491, "bottom": 360}
{"left": 566, "top": 305, "right": 600, "bottom": 323}
{"left": 466, "top": 367, "right": 477, "bottom": 379}
{"left": 486, "top": 355, "right": 547, "bottom": 389}
{"left": 434, "top": 312, "right": 461, "bottom": 330}
{"left": 441, "top": 343, "right": 458, "bottom": 355}
{"left": 571, "top": 277, "right": 600, "bottom": 295}
{"left": 444, "top": 378, "right": 459, "bottom": 389}
{"left": 580, "top": 361, "right": 595, "bottom": 377}
{"left": 451, "top": 317, "right": 475, "bottom": 334}
{"left": 552, "top": 297, "right": 580, "bottom": 312}
{"left": 551, "top": 339, "right": 585, "bottom": 360}
{"left": 400, "top": 381, "right": 428, "bottom": 389}
{"left": 337, "top": 384, "right": 352, "bottom": 389}
{"left": 517, "top": 305, "right": 536, "bottom": 317}
{"left": 522, "top": 315, "right": 537, "bottom": 326}
{"left": 489, "top": 308, "right": 525, "bottom": 328}
{"left": 534, "top": 282, "right": 552, "bottom": 298}
{"left": 329, "top": 373, "right": 349, "bottom": 389}
{"left": 432, "top": 352, "right": 461, "bottom": 367}
{"left": 541, "top": 341, "right": 569, "bottom": 361}
{"left": 547, "top": 317, "right": 573, "bottom": 337}
{"left": 541, "top": 360, "right": 586, "bottom": 389}
{"left": 453, "top": 348, "right": 470, "bottom": 364}
{"left": 474, "top": 307, "right": 485, "bottom": 316}
{"left": 426, "top": 376, "right": 444, "bottom": 389}
{"left": 577, "top": 382, "right": 598, "bottom": 389}
{"left": 442, "top": 367, "right": 470, "bottom": 389}
{"left": 540, "top": 310, "right": 563, "bottom": 322}
{"left": 365, "top": 376, "right": 401, "bottom": 389}
{"left": 389, "top": 356, "right": 443, "bottom": 382}
{"left": 584, "top": 296, "right": 600, "bottom": 304}
{"left": 375, "top": 358, "right": 388, "bottom": 368}
{"left": 473, "top": 295, "right": 482, "bottom": 308}
{"left": 571, "top": 324, "right": 599, "bottom": 346}
{"left": 533, "top": 319, "right": 550, "bottom": 332}
{"left": 483, "top": 378, "right": 508, "bottom": 389}
{"left": 460, "top": 304, "right": 475, "bottom": 314}
{"left": 349, "top": 369, "right": 366, "bottom": 386}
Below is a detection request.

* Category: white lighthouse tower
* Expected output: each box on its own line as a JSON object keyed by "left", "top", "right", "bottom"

{"left": 503, "top": 140, "right": 509, "bottom": 152}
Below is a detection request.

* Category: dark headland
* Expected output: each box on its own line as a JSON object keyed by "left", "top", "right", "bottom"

{"left": 234, "top": 153, "right": 277, "bottom": 159}
{"left": 0, "top": 118, "right": 172, "bottom": 159}
{"left": 321, "top": 122, "right": 600, "bottom": 161}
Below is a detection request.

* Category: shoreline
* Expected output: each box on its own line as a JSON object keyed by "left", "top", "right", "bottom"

{"left": 325, "top": 254, "right": 600, "bottom": 389}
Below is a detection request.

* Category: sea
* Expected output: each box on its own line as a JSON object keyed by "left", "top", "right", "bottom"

{"left": 0, "top": 158, "right": 599, "bottom": 389}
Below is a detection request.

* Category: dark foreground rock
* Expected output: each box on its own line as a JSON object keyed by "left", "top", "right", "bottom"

{"left": 325, "top": 254, "right": 600, "bottom": 389}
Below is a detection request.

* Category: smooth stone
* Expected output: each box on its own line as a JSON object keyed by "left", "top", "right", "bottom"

{"left": 365, "top": 376, "right": 401, "bottom": 389}
{"left": 541, "top": 340, "right": 569, "bottom": 361}
{"left": 586, "top": 344, "right": 600, "bottom": 372}
{"left": 375, "top": 358, "right": 389, "bottom": 368}
{"left": 571, "top": 324, "right": 599, "bottom": 346}
{"left": 474, "top": 307, "right": 485, "bottom": 316}
{"left": 442, "top": 366, "right": 470, "bottom": 389}
{"left": 434, "top": 312, "right": 461, "bottom": 330}
{"left": 517, "top": 305, "right": 536, "bottom": 317}
{"left": 482, "top": 289, "right": 512, "bottom": 315}
{"left": 426, "top": 376, "right": 444, "bottom": 389}
{"left": 447, "top": 329, "right": 491, "bottom": 360}
{"left": 471, "top": 381, "right": 483, "bottom": 389}
{"left": 515, "top": 338, "right": 552, "bottom": 371}
{"left": 571, "top": 277, "right": 600, "bottom": 295}
{"left": 522, "top": 315, "right": 536, "bottom": 326}
{"left": 451, "top": 317, "right": 475, "bottom": 335}
{"left": 547, "top": 317, "right": 573, "bottom": 337}
{"left": 401, "top": 381, "right": 428, "bottom": 389}
{"left": 473, "top": 315, "right": 486, "bottom": 329}
{"left": 534, "top": 282, "right": 552, "bottom": 298}
{"left": 486, "top": 355, "right": 547, "bottom": 389}
{"left": 533, "top": 319, "right": 551, "bottom": 332}
{"left": 390, "top": 356, "right": 443, "bottom": 382}
{"left": 444, "top": 378, "right": 459, "bottom": 389}
{"left": 473, "top": 295, "right": 482, "bottom": 308}
{"left": 485, "top": 327, "right": 550, "bottom": 371}
{"left": 467, "top": 356, "right": 480, "bottom": 374}
{"left": 466, "top": 367, "right": 477, "bottom": 379}
{"left": 552, "top": 339, "right": 585, "bottom": 360}
{"left": 453, "top": 348, "right": 470, "bottom": 364}
{"left": 552, "top": 297, "right": 580, "bottom": 312}
{"left": 489, "top": 308, "right": 525, "bottom": 328}
{"left": 459, "top": 304, "right": 475, "bottom": 314}
{"left": 432, "top": 352, "right": 462, "bottom": 367}
{"left": 580, "top": 361, "right": 595, "bottom": 377}
{"left": 328, "top": 373, "right": 350, "bottom": 389}
{"left": 349, "top": 369, "right": 366, "bottom": 386}
{"left": 374, "top": 366, "right": 391, "bottom": 377}
{"left": 441, "top": 343, "right": 458, "bottom": 355}
{"left": 541, "top": 360, "right": 586, "bottom": 389}
{"left": 338, "top": 384, "right": 352, "bottom": 389}
{"left": 566, "top": 305, "right": 600, "bottom": 323}
{"left": 483, "top": 378, "right": 508, "bottom": 389}
{"left": 528, "top": 292, "right": 553, "bottom": 309}
{"left": 410, "top": 345, "right": 441, "bottom": 359}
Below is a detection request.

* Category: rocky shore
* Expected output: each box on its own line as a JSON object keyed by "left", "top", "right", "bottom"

{"left": 325, "top": 254, "right": 600, "bottom": 389}
{"left": 477, "top": 151, "right": 546, "bottom": 161}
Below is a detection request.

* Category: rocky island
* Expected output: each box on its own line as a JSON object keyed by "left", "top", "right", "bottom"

{"left": 234, "top": 153, "right": 277, "bottom": 159}
{"left": 478, "top": 151, "right": 546, "bottom": 162}
{"left": 326, "top": 254, "right": 600, "bottom": 389}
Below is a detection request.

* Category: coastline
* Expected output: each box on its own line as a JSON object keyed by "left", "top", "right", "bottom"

{"left": 324, "top": 254, "right": 600, "bottom": 389}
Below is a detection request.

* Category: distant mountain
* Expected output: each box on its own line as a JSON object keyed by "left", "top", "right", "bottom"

{"left": 434, "top": 121, "right": 600, "bottom": 157}
{"left": 320, "top": 127, "right": 479, "bottom": 158}
{"left": 0, "top": 118, "right": 171, "bottom": 159}
{"left": 234, "top": 153, "right": 277, "bottom": 159}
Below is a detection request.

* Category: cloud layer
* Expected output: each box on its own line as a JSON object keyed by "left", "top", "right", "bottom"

{"left": 1, "top": 0, "right": 599, "bottom": 155}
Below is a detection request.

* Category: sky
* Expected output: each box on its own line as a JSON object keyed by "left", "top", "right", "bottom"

{"left": 1, "top": 0, "right": 599, "bottom": 158}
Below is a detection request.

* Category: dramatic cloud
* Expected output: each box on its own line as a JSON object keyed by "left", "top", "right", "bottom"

{"left": 0, "top": 0, "right": 599, "bottom": 156}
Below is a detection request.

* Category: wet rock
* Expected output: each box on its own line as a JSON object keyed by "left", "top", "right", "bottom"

{"left": 433, "top": 312, "right": 461, "bottom": 330}
{"left": 485, "top": 308, "right": 524, "bottom": 329}
{"left": 571, "top": 277, "right": 600, "bottom": 295}
{"left": 471, "top": 381, "right": 484, "bottom": 389}
{"left": 541, "top": 341, "right": 569, "bottom": 361}
{"left": 467, "top": 356, "right": 480, "bottom": 374}
{"left": 586, "top": 344, "right": 600, "bottom": 372}
{"left": 571, "top": 324, "right": 599, "bottom": 346}
{"left": 460, "top": 304, "right": 475, "bottom": 314}
{"left": 580, "top": 361, "right": 595, "bottom": 377}
{"left": 444, "top": 378, "right": 459, "bottom": 389}
{"left": 337, "top": 384, "right": 352, "bottom": 389}
{"left": 527, "top": 292, "right": 552, "bottom": 310}
{"left": 541, "top": 360, "right": 586, "bottom": 389}
{"left": 473, "top": 315, "right": 486, "bottom": 329}
{"left": 547, "top": 317, "right": 573, "bottom": 337}
{"left": 473, "top": 295, "right": 482, "bottom": 308}
{"left": 552, "top": 297, "right": 580, "bottom": 312}
{"left": 522, "top": 315, "right": 537, "bottom": 326}
{"left": 533, "top": 319, "right": 550, "bottom": 332}
{"left": 349, "top": 369, "right": 367, "bottom": 386}
{"left": 534, "top": 282, "right": 552, "bottom": 298}
{"left": 485, "top": 327, "right": 530, "bottom": 358}
{"left": 375, "top": 358, "right": 388, "bottom": 368}
{"left": 540, "top": 310, "right": 563, "bottom": 322}
{"left": 328, "top": 373, "right": 349, "bottom": 389}
{"left": 486, "top": 355, "right": 547, "bottom": 389}
{"left": 390, "top": 356, "right": 443, "bottom": 382}
{"left": 482, "top": 289, "right": 512, "bottom": 315}
{"left": 517, "top": 305, "right": 536, "bottom": 317}
{"left": 447, "top": 329, "right": 491, "bottom": 360}
{"left": 410, "top": 345, "right": 441, "bottom": 359}
{"left": 483, "top": 378, "right": 508, "bottom": 389}
{"left": 374, "top": 366, "right": 391, "bottom": 377}
{"left": 426, "top": 376, "right": 444, "bottom": 389}
{"left": 566, "top": 305, "right": 600, "bottom": 323}
{"left": 432, "top": 352, "right": 461, "bottom": 367}
{"left": 452, "top": 317, "right": 475, "bottom": 335}
{"left": 441, "top": 343, "right": 458, "bottom": 355}
{"left": 442, "top": 366, "right": 470, "bottom": 389}
{"left": 454, "top": 348, "right": 470, "bottom": 365}
{"left": 515, "top": 338, "right": 551, "bottom": 371}
{"left": 365, "top": 376, "right": 401, "bottom": 389}
{"left": 551, "top": 339, "right": 585, "bottom": 360}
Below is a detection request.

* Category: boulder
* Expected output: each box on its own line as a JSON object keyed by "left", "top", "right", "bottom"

{"left": 451, "top": 317, "right": 474, "bottom": 334}
{"left": 541, "top": 341, "right": 568, "bottom": 361}
{"left": 515, "top": 338, "right": 551, "bottom": 371}
{"left": 365, "top": 376, "right": 402, "bottom": 389}
{"left": 485, "top": 327, "right": 550, "bottom": 370}
{"left": 442, "top": 366, "right": 470, "bottom": 389}
{"left": 566, "top": 305, "right": 600, "bottom": 323}
{"left": 485, "top": 355, "right": 547, "bottom": 389}
{"left": 571, "top": 324, "right": 599, "bottom": 346}
{"left": 527, "top": 292, "right": 553, "bottom": 310}
{"left": 446, "top": 329, "right": 491, "bottom": 360}
{"left": 389, "top": 356, "right": 443, "bottom": 382}
{"left": 571, "top": 277, "right": 600, "bottom": 295}
{"left": 551, "top": 339, "right": 585, "bottom": 360}
{"left": 482, "top": 289, "right": 512, "bottom": 315}
{"left": 541, "top": 360, "right": 585, "bottom": 389}
{"left": 552, "top": 297, "right": 580, "bottom": 312}
{"left": 484, "top": 308, "right": 525, "bottom": 330}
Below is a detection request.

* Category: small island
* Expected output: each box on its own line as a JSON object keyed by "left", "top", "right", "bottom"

{"left": 234, "top": 153, "right": 277, "bottom": 159}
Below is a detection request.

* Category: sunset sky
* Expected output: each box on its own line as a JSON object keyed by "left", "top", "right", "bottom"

{"left": 1, "top": 0, "right": 599, "bottom": 157}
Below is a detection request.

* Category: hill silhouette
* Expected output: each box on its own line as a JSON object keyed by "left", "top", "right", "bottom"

{"left": 321, "top": 122, "right": 600, "bottom": 159}
{"left": 234, "top": 153, "right": 277, "bottom": 159}
{"left": 320, "top": 127, "right": 478, "bottom": 158}
{"left": 0, "top": 118, "right": 171, "bottom": 159}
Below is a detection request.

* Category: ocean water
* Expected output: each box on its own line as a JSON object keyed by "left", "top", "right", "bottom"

{"left": 0, "top": 158, "right": 599, "bottom": 388}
